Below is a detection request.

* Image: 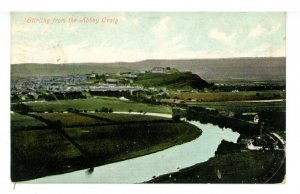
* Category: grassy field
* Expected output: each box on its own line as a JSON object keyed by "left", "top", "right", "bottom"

{"left": 186, "top": 100, "right": 286, "bottom": 113}
{"left": 31, "top": 112, "right": 110, "bottom": 126}
{"left": 148, "top": 150, "right": 285, "bottom": 183}
{"left": 11, "top": 111, "right": 202, "bottom": 181}
{"left": 171, "top": 90, "right": 285, "bottom": 102}
{"left": 11, "top": 129, "right": 84, "bottom": 181}
{"left": 85, "top": 112, "right": 171, "bottom": 122}
{"left": 64, "top": 122, "right": 201, "bottom": 164}
{"left": 26, "top": 97, "right": 172, "bottom": 114}
{"left": 11, "top": 113, "right": 47, "bottom": 130}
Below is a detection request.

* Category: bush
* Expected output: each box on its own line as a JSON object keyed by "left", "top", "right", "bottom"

{"left": 67, "top": 108, "right": 74, "bottom": 112}
{"left": 100, "top": 107, "right": 109, "bottom": 113}
{"left": 172, "top": 114, "right": 181, "bottom": 122}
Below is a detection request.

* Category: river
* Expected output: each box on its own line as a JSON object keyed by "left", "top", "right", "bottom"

{"left": 25, "top": 112, "right": 240, "bottom": 183}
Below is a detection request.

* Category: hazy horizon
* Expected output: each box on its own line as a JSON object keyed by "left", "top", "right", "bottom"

{"left": 11, "top": 56, "right": 286, "bottom": 65}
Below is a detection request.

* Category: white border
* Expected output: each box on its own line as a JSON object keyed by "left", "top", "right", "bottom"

{"left": 1, "top": 1, "right": 300, "bottom": 194}
{"left": 0, "top": 0, "right": 299, "bottom": 11}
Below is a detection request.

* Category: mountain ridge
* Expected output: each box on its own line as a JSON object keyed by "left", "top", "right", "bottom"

{"left": 11, "top": 57, "right": 286, "bottom": 80}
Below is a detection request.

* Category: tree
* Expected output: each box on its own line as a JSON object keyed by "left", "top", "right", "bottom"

{"left": 101, "top": 107, "right": 109, "bottom": 113}
{"left": 11, "top": 103, "right": 33, "bottom": 114}
{"left": 172, "top": 114, "right": 181, "bottom": 122}
{"left": 67, "top": 108, "right": 74, "bottom": 112}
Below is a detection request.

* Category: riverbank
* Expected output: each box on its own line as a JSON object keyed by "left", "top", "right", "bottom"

{"left": 24, "top": 118, "right": 239, "bottom": 183}
{"left": 12, "top": 112, "right": 201, "bottom": 182}
{"left": 147, "top": 150, "right": 285, "bottom": 183}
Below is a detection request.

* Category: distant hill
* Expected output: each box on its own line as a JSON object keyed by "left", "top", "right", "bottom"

{"left": 11, "top": 63, "right": 137, "bottom": 78}
{"left": 129, "top": 57, "right": 286, "bottom": 81}
{"left": 11, "top": 57, "right": 285, "bottom": 81}
{"left": 135, "top": 72, "right": 210, "bottom": 90}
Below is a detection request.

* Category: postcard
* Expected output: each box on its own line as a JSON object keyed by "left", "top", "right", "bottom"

{"left": 11, "top": 12, "right": 286, "bottom": 183}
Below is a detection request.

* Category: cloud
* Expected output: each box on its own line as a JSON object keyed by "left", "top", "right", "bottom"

{"left": 151, "top": 16, "right": 187, "bottom": 55}
{"left": 11, "top": 13, "right": 286, "bottom": 63}
{"left": 269, "top": 23, "right": 281, "bottom": 34}
{"left": 208, "top": 28, "right": 236, "bottom": 45}
{"left": 242, "top": 43, "right": 284, "bottom": 57}
{"left": 248, "top": 23, "right": 281, "bottom": 38}
{"left": 248, "top": 24, "right": 267, "bottom": 38}
{"left": 151, "top": 16, "right": 172, "bottom": 39}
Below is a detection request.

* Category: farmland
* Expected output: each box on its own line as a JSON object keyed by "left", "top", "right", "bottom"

{"left": 85, "top": 112, "right": 171, "bottom": 122}
{"left": 65, "top": 122, "right": 201, "bottom": 164}
{"left": 11, "top": 113, "right": 47, "bottom": 130}
{"left": 10, "top": 56, "right": 286, "bottom": 183}
{"left": 171, "top": 90, "right": 285, "bottom": 102}
{"left": 186, "top": 100, "right": 286, "bottom": 113}
{"left": 25, "top": 97, "right": 172, "bottom": 114}
{"left": 11, "top": 129, "right": 84, "bottom": 181}
{"left": 31, "top": 112, "right": 110, "bottom": 126}
{"left": 11, "top": 111, "right": 201, "bottom": 181}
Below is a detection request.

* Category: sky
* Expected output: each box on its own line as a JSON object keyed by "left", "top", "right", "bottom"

{"left": 11, "top": 12, "right": 286, "bottom": 64}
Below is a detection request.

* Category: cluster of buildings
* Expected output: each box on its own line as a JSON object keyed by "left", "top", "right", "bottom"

{"left": 11, "top": 72, "right": 144, "bottom": 101}
{"left": 11, "top": 74, "right": 88, "bottom": 95}
{"left": 244, "top": 133, "right": 285, "bottom": 151}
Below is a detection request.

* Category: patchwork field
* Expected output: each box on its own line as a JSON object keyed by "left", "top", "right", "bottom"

{"left": 186, "top": 100, "right": 286, "bottom": 113}
{"left": 31, "top": 112, "right": 109, "bottom": 126}
{"left": 11, "top": 111, "right": 202, "bottom": 181}
{"left": 171, "top": 90, "right": 285, "bottom": 102}
{"left": 85, "top": 112, "right": 171, "bottom": 123}
{"left": 11, "top": 112, "right": 47, "bottom": 130}
{"left": 64, "top": 122, "right": 201, "bottom": 163}
{"left": 11, "top": 129, "right": 84, "bottom": 181}
{"left": 26, "top": 97, "right": 172, "bottom": 114}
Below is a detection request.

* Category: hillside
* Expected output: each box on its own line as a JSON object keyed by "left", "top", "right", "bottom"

{"left": 131, "top": 57, "right": 286, "bottom": 81}
{"left": 11, "top": 57, "right": 285, "bottom": 81}
{"left": 135, "top": 72, "right": 210, "bottom": 90}
{"left": 11, "top": 63, "right": 137, "bottom": 78}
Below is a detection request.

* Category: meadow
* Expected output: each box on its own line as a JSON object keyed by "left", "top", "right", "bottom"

{"left": 31, "top": 112, "right": 110, "bottom": 126}
{"left": 11, "top": 129, "right": 84, "bottom": 181}
{"left": 11, "top": 110, "right": 201, "bottom": 181}
{"left": 171, "top": 90, "right": 285, "bottom": 102}
{"left": 64, "top": 122, "right": 201, "bottom": 164}
{"left": 85, "top": 112, "right": 171, "bottom": 123}
{"left": 11, "top": 112, "right": 47, "bottom": 130}
{"left": 186, "top": 100, "right": 286, "bottom": 113}
{"left": 26, "top": 97, "right": 172, "bottom": 114}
